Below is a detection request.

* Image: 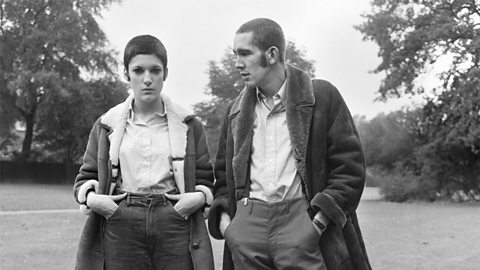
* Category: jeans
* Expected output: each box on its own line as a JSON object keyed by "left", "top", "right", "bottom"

{"left": 104, "top": 193, "right": 193, "bottom": 270}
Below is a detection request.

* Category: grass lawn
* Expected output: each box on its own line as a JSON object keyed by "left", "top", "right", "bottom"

{"left": 1, "top": 184, "right": 479, "bottom": 269}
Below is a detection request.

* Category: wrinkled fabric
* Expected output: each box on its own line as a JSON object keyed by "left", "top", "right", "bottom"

{"left": 208, "top": 64, "right": 371, "bottom": 270}
{"left": 73, "top": 96, "right": 214, "bottom": 270}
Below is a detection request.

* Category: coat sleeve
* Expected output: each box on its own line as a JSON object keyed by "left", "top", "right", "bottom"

{"left": 190, "top": 118, "right": 215, "bottom": 204}
{"left": 207, "top": 103, "right": 233, "bottom": 240}
{"left": 310, "top": 81, "right": 366, "bottom": 229}
{"left": 73, "top": 119, "right": 101, "bottom": 204}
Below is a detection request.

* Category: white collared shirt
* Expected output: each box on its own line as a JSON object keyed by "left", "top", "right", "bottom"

{"left": 249, "top": 80, "right": 304, "bottom": 202}
{"left": 118, "top": 99, "right": 176, "bottom": 193}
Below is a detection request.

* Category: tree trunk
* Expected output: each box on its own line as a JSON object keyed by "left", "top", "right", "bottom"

{"left": 21, "top": 112, "right": 35, "bottom": 160}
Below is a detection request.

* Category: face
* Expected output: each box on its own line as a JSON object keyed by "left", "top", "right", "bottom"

{"left": 233, "top": 32, "right": 270, "bottom": 88}
{"left": 126, "top": 54, "right": 167, "bottom": 104}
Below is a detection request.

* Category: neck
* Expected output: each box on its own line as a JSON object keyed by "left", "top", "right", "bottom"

{"left": 258, "top": 64, "right": 286, "bottom": 98}
{"left": 134, "top": 98, "right": 164, "bottom": 116}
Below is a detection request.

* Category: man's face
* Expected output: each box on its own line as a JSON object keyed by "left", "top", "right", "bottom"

{"left": 233, "top": 32, "right": 270, "bottom": 88}
{"left": 126, "top": 54, "right": 167, "bottom": 104}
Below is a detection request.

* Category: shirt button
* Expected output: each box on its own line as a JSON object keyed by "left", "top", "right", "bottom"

{"left": 192, "top": 242, "right": 200, "bottom": 249}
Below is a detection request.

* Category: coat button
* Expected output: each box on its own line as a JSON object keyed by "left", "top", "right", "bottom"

{"left": 192, "top": 242, "right": 200, "bottom": 249}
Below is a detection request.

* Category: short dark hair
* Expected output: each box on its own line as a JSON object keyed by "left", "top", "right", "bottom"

{"left": 123, "top": 35, "right": 168, "bottom": 71}
{"left": 236, "top": 18, "right": 286, "bottom": 63}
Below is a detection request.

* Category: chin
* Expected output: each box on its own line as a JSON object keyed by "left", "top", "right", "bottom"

{"left": 244, "top": 80, "right": 258, "bottom": 88}
{"left": 139, "top": 95, "right": 159, "bottom": 103}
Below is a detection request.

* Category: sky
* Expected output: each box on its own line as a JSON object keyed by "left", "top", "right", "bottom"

{"left": 98, "top": 0, "right": 415, "bottom": 119}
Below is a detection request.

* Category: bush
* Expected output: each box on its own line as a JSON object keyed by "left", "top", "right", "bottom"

{"left": 378, "top": 167, "right": 437, "bottom": 202}
{"left": 365, "top": 167, "right": 382, "bottom": 187}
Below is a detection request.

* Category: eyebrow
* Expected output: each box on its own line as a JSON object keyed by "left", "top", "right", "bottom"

{"left": 234, "top": 48, "right": 252, "bottom": 54}
{"left": 131, "top": 64, "right": 163, "bottom": 69}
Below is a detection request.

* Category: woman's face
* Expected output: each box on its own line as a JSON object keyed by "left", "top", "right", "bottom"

{"left": 126, "top": 54, "right": 167, "bottom": 104}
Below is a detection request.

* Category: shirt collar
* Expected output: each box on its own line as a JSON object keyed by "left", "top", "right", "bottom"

{"left": 256, "top": 79, "right": 287, "bottom": 105}
{"left": 128, "top": 98, "right": 167, "bottom": 121}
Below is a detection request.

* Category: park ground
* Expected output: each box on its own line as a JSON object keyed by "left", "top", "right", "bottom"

{"left": 0, "top": 184, "right": 479, "bottom": 270}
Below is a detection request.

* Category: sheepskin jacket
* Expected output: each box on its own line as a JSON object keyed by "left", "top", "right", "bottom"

{"left": 73, "top": 94, "right": 214, "bottom": 270}
{"left": 208, "top": 64, "right": 372, "bottom": 270}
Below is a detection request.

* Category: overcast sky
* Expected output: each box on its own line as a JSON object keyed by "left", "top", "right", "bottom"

{"left": 98, "top": 0, "right": 413, "bottom": 119}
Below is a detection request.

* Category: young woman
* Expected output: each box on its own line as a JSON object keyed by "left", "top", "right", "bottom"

{"left": 73, "top": 35, "right": 214, "bottom": 270}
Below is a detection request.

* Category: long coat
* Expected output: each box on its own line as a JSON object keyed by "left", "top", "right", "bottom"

{"left": 208, "top": 64, "right": 372, "bottom": 270}
{"left": 73, "top": 95, "right": 214, "bottom": 270}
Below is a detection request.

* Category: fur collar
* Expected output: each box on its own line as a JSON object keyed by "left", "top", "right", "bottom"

{"left": 100, "top": 93, "right": 193, "bottom": 193}
{"left": 226, "top": 64, "right": 316, "bottom": 188}
{"left": 229, "top": 64, "right": 315, "bottom": 118}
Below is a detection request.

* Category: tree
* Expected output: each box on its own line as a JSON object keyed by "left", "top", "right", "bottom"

{"left": 356, "top": 111, "right": 418, "bottom": 169}
{"left": 356, "top": 0, "right": 480, "bottom": 199}
{"left": 356, "top": 0, "right": 480, "bottom": 99}
{"left": 0, "top": 0, "right": 120, "bottom": 160}
{"left": 35, "top": 79, "right": 127, "bottom": 163}
{"left": 194, "top": 41, "right": 316, "bottom": 157}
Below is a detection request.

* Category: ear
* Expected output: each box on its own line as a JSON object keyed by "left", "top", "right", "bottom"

{"left": 163, "top": 67, "right": 168, "bottom": 81}
{"left": 267, "top": 46, "right": 279, "bottom": 65}
{"left": 124, "top": 68, "right": 130, "bottom": 81}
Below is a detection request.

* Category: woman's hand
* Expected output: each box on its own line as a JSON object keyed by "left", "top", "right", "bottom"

{"left": 86, "top": 193, "right": 127, "bottom": 219}
{"left": 219, "top": 212, "right": 231, "bottom": 237}
{"left": 164, "top": 192, "right": 206, "bottom": 219}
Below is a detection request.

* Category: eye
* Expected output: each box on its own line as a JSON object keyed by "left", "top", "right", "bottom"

{"left": 237, "top": 50, "right": 251, "bottom": 57}
{"left": 132, "top": 68, "right": 144, "bottom": 74}
{"left": 150, "top": 67, "right": 163, "bottom": 74}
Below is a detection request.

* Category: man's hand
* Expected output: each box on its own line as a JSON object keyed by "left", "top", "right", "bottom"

{"left": 86, "top": 193, "right": 126, "bottom": 219}
{"left": 312, "top": 219, "right": 325, "bottom": 237}
{"left": 164, "top": 192, "right": 206, "bottom": 219}
{"left": 312, "top": 211, "right": 329, "bottom": 237}
{"left": 219, "top": 212, "right": 231, "bottom": 237}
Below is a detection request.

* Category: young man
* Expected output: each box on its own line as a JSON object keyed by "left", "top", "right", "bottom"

{"left": 208, "top": 18, "right": 371, "bottom": 270}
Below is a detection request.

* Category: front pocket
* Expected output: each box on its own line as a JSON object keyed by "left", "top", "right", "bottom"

{"left": 167, "top": 200, "right": 188, "bottom": 222}
{"left": 106, "top": 201, "right": 123, "bottom": 220}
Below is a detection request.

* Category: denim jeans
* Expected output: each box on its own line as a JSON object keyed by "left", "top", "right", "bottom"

{"left": 104, "top": 193, "right": 193, "bottom": 270}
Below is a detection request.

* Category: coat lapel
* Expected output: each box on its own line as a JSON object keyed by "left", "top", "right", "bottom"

{"left": 100, "top": 93, "right": 193, "bottom": 194}
{"left": 285, "top": 65, "right": 315, "bottom": 182}
{"left": 230, "top": 64, "right": 315, "bottom": 189}
{"left": 164, "top": 95, "right": 193, "bottom": 194}
{"left": 229, "top": 87, "right": 256, "bottom": 190}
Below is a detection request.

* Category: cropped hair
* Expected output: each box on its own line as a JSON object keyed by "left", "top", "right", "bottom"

{"left": 236, "top": 18, "right": 286, "bottom": 63}
{"left": 123, "top": 35, "right": 168, "bottom": 70}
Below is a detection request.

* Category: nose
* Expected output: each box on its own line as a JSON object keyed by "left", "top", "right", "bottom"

{"left": 144, "top": 72, "right": 152, "bottom": 86}
{"left": 235, "top": 56, "right": 244, "bottom": 70}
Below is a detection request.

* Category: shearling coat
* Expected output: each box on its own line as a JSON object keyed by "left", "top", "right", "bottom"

{"left": 208, "top": 64, "right": 371, "bottom": 270}
{"left": 73, "top": 95, "right": 214, "bottom": 270}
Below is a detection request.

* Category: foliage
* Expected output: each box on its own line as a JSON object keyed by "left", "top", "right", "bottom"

{"left": 35, "top": 79, "right": 127, "bottom": 163}
{"left": 194, "top": 41, "right": 316, "bottom": 157}
{"left": 356, "top": 0, "right": 480, "bottom": 99}
{"left": 357, "top": 0, "right": 480, "bottom": 201}
{"left": 0, "top": 0, "right": 121, "bottom": 161}
{"left": 378, "top": 164, "right": 438, "bottom": 202}
{"left": 356, "top": 110, "right": 419, "bottom": 169}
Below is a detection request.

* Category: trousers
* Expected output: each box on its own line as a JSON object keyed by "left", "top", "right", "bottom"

{"left": 224, "top": 197, "right": 326, "bottom": 270}
{"left": 103, "top": 192, "right": 193, "bottom": 270}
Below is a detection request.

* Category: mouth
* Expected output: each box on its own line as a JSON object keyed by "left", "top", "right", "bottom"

{"left": 240, "top": 72, "right": 250, "bottom": 80}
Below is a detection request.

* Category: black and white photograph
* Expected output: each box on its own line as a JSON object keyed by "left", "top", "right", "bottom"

{"left": 1, "top": 0, "right": 479, "bottom": 269}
